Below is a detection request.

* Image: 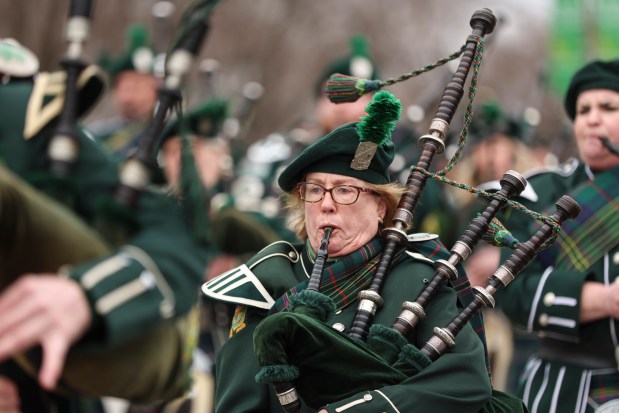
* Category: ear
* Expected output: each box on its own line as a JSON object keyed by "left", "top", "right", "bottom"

{"left": 377, "top": 197, "right": 387, "bottom": 221}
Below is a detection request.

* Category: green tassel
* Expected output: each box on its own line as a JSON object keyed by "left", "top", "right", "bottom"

{"left": 398, "top": 343, "right": 432, "bottom": 372}
{"left": 366, "top": 324, "right": 408, "bottom": 364}
{"left": 325, "top": 73, "right": 382, "bottom": 103}
{"left": 482, "top": 217, "right": 520, "bottom": 249}
{"left": 357, "top": 90, "right": 401, "bottom": 145}
{"left": 179, "top": 130, "right": 210, "bottom": 245}
{"left": 255, "top": 364, "right": 300, "bottom": 384}
{"left": 289, "top": 290, "right": 336, "bottom": 322}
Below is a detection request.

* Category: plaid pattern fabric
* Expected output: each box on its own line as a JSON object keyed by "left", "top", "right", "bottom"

{"left": 272, "top": 237, "right": 384, "bottom": 314}
{"left": 416, "top": 238, "right": 490, "bottom": 377}
{"left": 551, "top": 166, "right": 619, "bottom": 271}
{"left": 409, "top": 237, "right": 487, "bottom": 352}
{"left": 588, "top": 372, "right": 619, "bottom": 411}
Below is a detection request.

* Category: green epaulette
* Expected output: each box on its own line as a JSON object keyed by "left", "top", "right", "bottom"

{"left": 202, "top": 241, "right": 300, "bottom": 309}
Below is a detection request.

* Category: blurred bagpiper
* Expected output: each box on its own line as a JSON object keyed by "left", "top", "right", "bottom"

{"left": 89, "top": 23, "right": 160, "bottom": 159}
{"left": 0, "top": 0, "right": 222, "bottom": 410}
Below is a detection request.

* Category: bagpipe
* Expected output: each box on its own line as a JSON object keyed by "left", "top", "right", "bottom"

{"left": 6, "top": 0, "right": 225, "bottom": 402}
{"left": 251, "top": 9, "right": 582, "bottom": 413}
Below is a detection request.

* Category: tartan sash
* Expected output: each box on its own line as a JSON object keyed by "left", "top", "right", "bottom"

{"left": 271, "top": 237, "right": 384, "bottom": 314}
{"left": 539, "top": 165, "right": 619, "bottom": 271}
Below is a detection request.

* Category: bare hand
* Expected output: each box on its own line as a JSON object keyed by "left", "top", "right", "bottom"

{"left": 605, "top": 280, "right": 619, "bottom": 319}
{"left": 0, "top": 375, "right": 20, "bottom": 413}
{"left": 0, "top": 275, "right": 91, "bottom": 390}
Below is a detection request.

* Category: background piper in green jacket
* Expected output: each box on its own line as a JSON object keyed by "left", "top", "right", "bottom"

{"left": 495, "top": 59, "right": 619, "bottom": 412}
{"left": 89, "top": 24, "right": 160, "bottom": 159}
{"left": 0, "top": 37, "right": 207, "bottom": 412}
{"left": 203, "top": 90, "right": 494, "bottom": 412}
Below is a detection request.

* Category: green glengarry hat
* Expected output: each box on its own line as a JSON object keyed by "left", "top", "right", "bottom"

{"left": 278, "top": 90, "right": 401, "bottom": 192}
{"left": 159, "top": 98, "right": 229, "bottom": 145}
{"left": 564, "top": 59, "right": 619, "bottom": 120}
{"left": 97, "top": 24, "right": 155, "bottom": 79}
{"left": 469, "top": 100, "right": 522, "bottom": 144}
{"left": 315, "top": 35, "right": 379, "bottom": 96}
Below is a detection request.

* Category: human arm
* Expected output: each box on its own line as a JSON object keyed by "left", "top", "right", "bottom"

{"left": 0, "top": 276, "right": 90, "bottom": 391}
{"left": 580, "top": 280, "right": 619, "bottom": 323}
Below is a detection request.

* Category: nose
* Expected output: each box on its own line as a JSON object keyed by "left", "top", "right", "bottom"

{"left": 584, "top": 108, "right": 602, "bottom": 125}
{"left": 320, "top": 190, "right": 337, "bottom": 212}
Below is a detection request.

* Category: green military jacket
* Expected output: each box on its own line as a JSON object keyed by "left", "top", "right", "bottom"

{"left": 493, "top": 159, "right": 619, "bottom": 412}
{"left": 203, "top": 236, "right": 492, "bottom": 413}
{"left": 0, "top": 77, "right": 206, "bottom": 347}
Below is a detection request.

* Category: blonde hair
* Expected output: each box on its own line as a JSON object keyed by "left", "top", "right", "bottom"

{"left": 283, "top": 181, "right": 406, "bottom": 241}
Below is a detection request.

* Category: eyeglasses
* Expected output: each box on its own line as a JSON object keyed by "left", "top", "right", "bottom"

{"left": 296, "top": 182, "right": 376, "bottom": 205}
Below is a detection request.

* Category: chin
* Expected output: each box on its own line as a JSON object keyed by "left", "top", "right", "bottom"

{"left": 586, "top": 157, "right": 619, "bottom": 171}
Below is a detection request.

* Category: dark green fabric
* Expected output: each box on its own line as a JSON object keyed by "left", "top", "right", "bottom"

{"left": 278, "top": 122, "right": 394, "bottom": 192}
{"left": 288, "top": 289, "right": 336, "bottom": 322}
{"left": 253, "top": 312, "right": 407, "bottom": 410}
{"left": 211, "top": 242, "right": 493, "bottom": 413}
{"left": 481, "top": 390, "right": 529, "bottom": 413}
{"left": 564, "top": 59, "right": 619, "bottom": 119}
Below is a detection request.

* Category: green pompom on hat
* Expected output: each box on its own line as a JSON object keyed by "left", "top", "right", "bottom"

{"left": 278, "top": 90, "right": 401, "bottom": 192}
{"left": 315, "top": 34, "right": 380, "bottom": 96}
{"left": 564, "top": 59, "right": 619, "bottom": 120}
{"left": 469, "top": 100, "right": 522, "bottom": 143}
{"left": 97, "top": 23, "right": 155, "bottom": 79}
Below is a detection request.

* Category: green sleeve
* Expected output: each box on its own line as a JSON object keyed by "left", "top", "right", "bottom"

{"left": 2, "top": 100, "right": 207, "bottom": 345}
{"left": 67, "top": 188, "right": 207, "bottom": 345}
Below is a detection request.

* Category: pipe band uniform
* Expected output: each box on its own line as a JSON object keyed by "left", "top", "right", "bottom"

{"left": 203, "top": 89, "right": 527, "bottom": 413}
{"left": 494, "top": 59, "right": 619, "bottom": 413}
{"left": 0, "top": 1, "right": 223, "bottom": 410}
{"left": 0, "top": 40, "right": 205, "bottom": 405}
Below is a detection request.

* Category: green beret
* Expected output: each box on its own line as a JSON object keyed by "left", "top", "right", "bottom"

{"left": 469, "top": 100, "right": 522, "bottom": 143}
{"left": 278, "top": 122, "right": 394, "bottom": 192}
{"left": 564, "top": 59, "right": 619, "bottom": 120}
{"left": 97, "top": 24, "right": 155, "bottom": 79}
{"left": 159, "top": 98, "right": 229, "bottom": 146}
{"left": 315, "top": 35, "right": 380, "bottom": 96}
